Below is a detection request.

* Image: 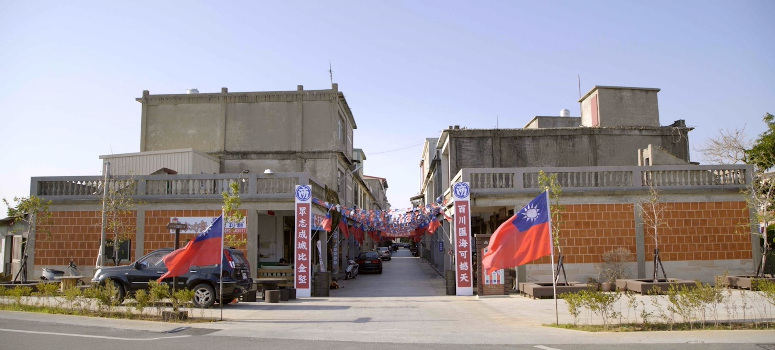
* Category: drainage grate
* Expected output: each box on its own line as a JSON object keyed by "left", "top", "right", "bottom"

{"left": 161, "top": 327, "right": 190, "bottom": 334}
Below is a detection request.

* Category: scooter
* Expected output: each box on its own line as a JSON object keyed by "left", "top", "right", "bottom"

{"left": 345, "top": 259, "right": 359, "bottom": 280}
{"left": 41, "top": 259, "right": 82, "bottom": 284}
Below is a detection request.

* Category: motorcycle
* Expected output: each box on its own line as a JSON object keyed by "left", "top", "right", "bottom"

{"left": 41, "top": 259, "right": 82, "bottom": 284}
{"left": 344, "top": 259, "right": 359, "bottom": 280}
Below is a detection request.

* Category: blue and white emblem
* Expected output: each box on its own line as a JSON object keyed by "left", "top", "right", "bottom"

{"left": 295, "top": 185, "right": 312, "bottom": 202}
{"left": 452, "top": 182, "right": 470, "bottom": 200}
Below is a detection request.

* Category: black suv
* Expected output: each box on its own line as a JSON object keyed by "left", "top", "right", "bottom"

{"left": 91, "top": 248, "right": 252, "bottom": 308}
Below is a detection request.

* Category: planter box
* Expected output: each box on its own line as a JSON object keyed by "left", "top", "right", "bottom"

{"left": 616, "top": 278, "right": 696, "bottom": 294}
{"left": 725, "top": 275, "right": 775, "bottom": 290}
{"left": 519, "top": 282, "right": 594, "bottom": 299}
{"left": 240, "top": 290, "right": 257, "bottom": 302}
{"left": 0, "top": 282, "right": 41, "bottom": 292}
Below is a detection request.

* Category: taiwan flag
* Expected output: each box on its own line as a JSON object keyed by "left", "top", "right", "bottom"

{"left": 338, "top": 220, "right": 350, "bottom": 239}
{"left": 482, "top": 191, "right": 552, "bottom": 275}
{"left": 159, "top": 215, "right": 224, "bottom": 281}
{"left": 321, "top": 212, "right": 332, "bottom": 232}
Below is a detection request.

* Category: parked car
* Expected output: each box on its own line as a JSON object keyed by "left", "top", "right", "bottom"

{"left": 376, "top": 247, "right": 392, "bottom": 261}
{"left": 355, "top": 251, "right": 383, "bottom": 274}
{"left": 91, "top": 248, "right": 252, "bottom": 308}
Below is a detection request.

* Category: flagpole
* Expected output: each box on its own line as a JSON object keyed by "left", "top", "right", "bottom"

{"left": 219, "top": 211, "right": 225, "bottom": 321}
{"left": 545, "top": 189, "right": 558, "bottom": 325}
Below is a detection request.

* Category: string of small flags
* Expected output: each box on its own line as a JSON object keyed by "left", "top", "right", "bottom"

{"left": 312, "top": 197, "right": 452, "bottom": 238}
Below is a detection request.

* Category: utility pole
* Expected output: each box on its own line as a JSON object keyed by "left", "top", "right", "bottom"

{"left": 166, "top": 220, "right": 188, "bottom": 291}
{"left": 98, "top": 162, "right": 110, "bottom": 268}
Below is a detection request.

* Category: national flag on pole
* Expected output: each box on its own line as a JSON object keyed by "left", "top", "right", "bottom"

{"left": 338, "top": 220, "right": 350, "bottom": 239}
{"left": 482, "top": 191, "right": 552, "bottom": 275}
{"left": 427, "top": 216, "right": 441, "bottom": 234}
{"left": 321, "top": 212, "right": 332, "bottom": 232}
{"left": 159, "top": 215, "right": 224, "bottom": 281}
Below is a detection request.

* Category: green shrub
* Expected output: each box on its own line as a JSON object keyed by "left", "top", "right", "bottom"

{"left": 62, "top": 286, "right": 82, "bottom": 311}
{"left": 148, "top": 281, "right": 170, "bottom": 316}
{"left": 561, "top": 291, "right": 584, "bottom": 326}
{"left": 133, "top": 289, "right": 150, "bottom": 314}
{"left": 7, "top": 286, "right": 33, "bottom": 306}
{"left": 170, "top": 288, "right": 195, "bottom": 312}
{"left": 34, "top": 281, "right": 60, "bottom": 297}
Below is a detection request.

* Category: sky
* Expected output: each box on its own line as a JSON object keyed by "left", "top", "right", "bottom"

{"left": 1, "top": 0, "right": 774, "bottom": 211}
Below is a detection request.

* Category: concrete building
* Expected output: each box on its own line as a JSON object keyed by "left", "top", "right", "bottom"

{"left": 19, "top": 84, "right": 388, "bottom": 281}
{"left": 417, "top": 86, "right": 756, "bottom": 290}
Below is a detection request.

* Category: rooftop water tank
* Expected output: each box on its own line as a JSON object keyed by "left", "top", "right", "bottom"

{"left": 560, "top": 108, "right": 570, "bottom": 117}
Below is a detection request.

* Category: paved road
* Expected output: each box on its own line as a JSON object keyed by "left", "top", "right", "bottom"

{"left": 1, "top": 247, "right": 774, "bottom": 348}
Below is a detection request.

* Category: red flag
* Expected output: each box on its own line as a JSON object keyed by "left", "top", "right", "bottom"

{"left": 338, "top": 220, "right": 350, "bottom": 239}
{"left": 427, "top": 217, "right": 441, "bottom": 234}
{"left": 482, "top": 192, "right": 552, "bottom": 275}
{"left": 159, "top": 215, "right": 223, "bottom": 281}
{"left": 442, "top": 210, "right": 453, "bottom": 223}
{"left": 321, "top": 212, "right": 332, "bottom": 232}
{"left": 356, "top": 226, "right": 365, "bottom": 245}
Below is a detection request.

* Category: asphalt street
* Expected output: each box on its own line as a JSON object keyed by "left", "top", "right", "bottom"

{"left": 1, "top": 247, "right": 774, "bottom": 349}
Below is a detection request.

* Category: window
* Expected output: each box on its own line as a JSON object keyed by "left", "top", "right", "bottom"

{"left": 337, "top": 169, "right": 344, "bottom": 194}
{"left": 338, "top": 117, "right": 342, "bottom": 143}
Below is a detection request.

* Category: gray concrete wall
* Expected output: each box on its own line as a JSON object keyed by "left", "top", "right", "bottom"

{"left": 524, "top": 116, "right": 581, "bottom": 129}
{"left": 524, "top": 259, "right": 751, "bottom": 285}
{"left": 598, "top": 87, "right": 660, "bottom": 127}
{"left": 144, "top": 103, "right": 224, "bottom": 153}
{"left": 579, "top": 86, "right": 660, "bottom": 128}
{"left": 446, "top": 127, "right": 692, "bottom": 177}
{"left": 641, "top": 144, "right": 691, "bottom": 166}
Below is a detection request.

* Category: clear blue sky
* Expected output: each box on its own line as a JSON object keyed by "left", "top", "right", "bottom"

{"left": 1, "top": 0, "right": 773, "bottom": 210}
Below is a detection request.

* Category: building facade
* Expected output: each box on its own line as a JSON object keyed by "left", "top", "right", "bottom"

{"left": 417, "top": 86, "right": 756, "bottom": 287}
{"left": 20, "top": 84, "right": 388, "bottom": 281}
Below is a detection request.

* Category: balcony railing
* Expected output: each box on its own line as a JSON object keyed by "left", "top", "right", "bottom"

{"left": 31, "top": 173, "right": 326, "bottom": 202}
{"left": 450, "top": 164, "right": 751, "bottom": 196}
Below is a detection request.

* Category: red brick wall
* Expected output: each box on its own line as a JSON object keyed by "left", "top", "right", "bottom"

{"left": 35, "top": 210, "right": 133, "bottom": 268}
{"left": 644, "top": 201, "right": 751, "bottom": 262}
{"left": 560, "top": 203, "right": 637, "bottom": 265}
{"left": 143, "top": 210, "right": 248, "bottom": 258}
{"left": 34, "top": 209, "right": 249, "bottom": 267}
{"left": 527, "top": 201, "right": 751, "bottom": 265}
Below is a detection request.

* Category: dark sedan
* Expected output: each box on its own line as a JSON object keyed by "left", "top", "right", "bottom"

{"left": 355, "top": 251, "right": 383, "bottom": 274}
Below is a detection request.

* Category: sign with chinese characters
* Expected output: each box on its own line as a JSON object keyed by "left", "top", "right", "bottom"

{"left": 294, "top": 185, "right": 312, "bottom": 297}
{"left": 482, "top": 247, "right": 504, "bottom": 285}
{"left": 332, "top": 225, "right": 339, "bottom": 272}
{"left": 169, "top": 217, "right": 246, "bottom": 234}
{"left": 452, "top": 182, "right": 473, "bottom": 296}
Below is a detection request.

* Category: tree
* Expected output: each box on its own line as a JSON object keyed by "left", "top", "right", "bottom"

{"left": 538, "top": 171, "right": 566, "bottom": 283}
{"left": 222, "top": 181, "right": 246, "bottom": 248}
{"left": 697, "top": 113, "right": 775, "bottom": 277}
{"left": 3, "top": 196, "right": 52, "bottom": 282}
{"left": 101, "top": 178, "right": 141, "bottom": 266}
{"left": 745, "top": 113, "right": 775, "bottom": 276}
{"left": 637, "top": 187, "right": 671, "bottom": 282}
{"left": 696, "top": 126, "right": 751, "bottom": 165}
{"left": 746, "top": 113, "right": 775, "bottom": 171}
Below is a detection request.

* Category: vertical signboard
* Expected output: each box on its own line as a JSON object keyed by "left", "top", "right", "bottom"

{"left": 452, "top": 182, "right": 473, "bottom": 296}
{"left": 294, "top": 185, "right": 312, "bottom": 297}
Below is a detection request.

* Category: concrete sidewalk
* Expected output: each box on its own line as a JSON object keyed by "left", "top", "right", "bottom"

{"left": 2, "top": 257, "right": 774, "bottom": 345}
